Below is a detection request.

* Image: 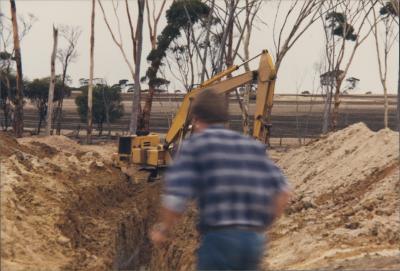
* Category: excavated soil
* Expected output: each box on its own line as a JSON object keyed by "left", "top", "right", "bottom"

{"left": 1, "top": 122, "right": 399, "bottom": 270}
{"left": 263, "top": 123, "right": 400, "bottom": 270}
{"left": 1, "top": 133, "right": 160, "bottom": 270}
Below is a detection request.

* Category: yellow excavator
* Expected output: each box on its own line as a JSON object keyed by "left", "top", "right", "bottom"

{"left": 117, "top": 49, "right": 276, "bottom": 173}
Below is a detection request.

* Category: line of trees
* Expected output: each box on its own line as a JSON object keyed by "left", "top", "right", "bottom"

{"left": 0, "top": 0, "right": 398, "bottom": 140}
{"left": 76, "top": 84, "right": 124, "bottom": 136}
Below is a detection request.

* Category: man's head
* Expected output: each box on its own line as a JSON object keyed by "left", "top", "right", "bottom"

{"left": 190, "top": 88, "right": 228, "bottom": 132}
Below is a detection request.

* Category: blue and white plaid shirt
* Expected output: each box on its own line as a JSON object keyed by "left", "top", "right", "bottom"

{"left": 162, "top": 125, "right": 289, "bottom": 231}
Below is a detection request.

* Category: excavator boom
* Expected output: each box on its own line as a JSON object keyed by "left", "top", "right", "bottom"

{"left": 252, "top": 50, "right": 276, "bottom": 143}
{"left": 166, "top": 50, "right": 276, "bottom": 146}
{"left": 117, "top": 50, "right": 277, "bottom": 169}
{"left": 165, "top": 71, "right": 256, "bottom": 145}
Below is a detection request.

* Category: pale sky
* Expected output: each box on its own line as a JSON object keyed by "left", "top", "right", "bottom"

{"left": 0, "top": 0, "right": 398, "bottom": 94}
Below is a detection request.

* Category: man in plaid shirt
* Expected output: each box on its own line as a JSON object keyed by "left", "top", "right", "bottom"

{"left": 150, "top": 89, "right": 291, "bottom": 270}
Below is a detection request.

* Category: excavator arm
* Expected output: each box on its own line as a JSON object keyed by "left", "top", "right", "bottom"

{"left": 252, "top": 50, "right": 276, "bottom": 144}
{"left": 165, "top": 71, "right": 256, "bottom": 145}
{"left": 117, "top": 50, "right": 276, "bottom": 170}
{"left": 165, "top": 50, "right": 276, "bottom": 147}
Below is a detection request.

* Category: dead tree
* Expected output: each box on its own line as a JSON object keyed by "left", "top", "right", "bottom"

{"left": 55, "top": 25, "right": 81, "bottom": 135}
{"left": 87, "top": 0, "right": 95, "bottom": 144}
{"left": 130, "top": 0, "right": 145, "bottom": 135}
{"left": 9, "top": 0, "right": 24, "bottom": 137}
{"left": 146, "top": 0, "right": 167, "bottom": 49}
{"left": 98, "top": 0, "right": 146, "bottom": 134}
{"left": 46, "top": 26, "right": 58, "bottom": 136}
{"left": 272, "top": 0, "right": 325, "bottom": 73}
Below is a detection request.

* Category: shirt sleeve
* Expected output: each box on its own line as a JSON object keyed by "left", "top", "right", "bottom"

{"left": 162, "top": 141, "right": 200, "bottom": 213}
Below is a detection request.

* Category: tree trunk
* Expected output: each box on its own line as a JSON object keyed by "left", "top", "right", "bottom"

{"left": 37, "top": 115, "right": 43, "bottom": 134}
{"left": 139, "top": 86, "right": 155, "bottom": 131}
{"left": 129, "top": 0, "right": 145, "bottom": 134}
{"left": 101, "top": 85, "right": 111, "bottom": 137}
{"left": 383, "top": 85, "right": 389, "bottom": 128}
{"left": 10, "top": 0, "right": 24, "bottom": 138}
{"left": 98, "top": 122, "right": 103, "bottom": 136}
{"left": 55, "top": 62, "right": 69, "bottom": 135}
{"left": 55, "top": 97, "right": 63, "bottom": 135}
{"left": 3, "top": 76, "right": 12, "bottom": 131}
{"left": 87, "top": 0, "right": 95, "bottom": 144}
{"left": 46, "top": 26, "right": 58, "bottom": 136}
{"left": 242, "top": 5, "right": 252, "bottom": 135}
{"left": 242, "top": 84, "right": 250, "bottom": 135}
{"left": 216, "top": 0, "right": 235, "bottom": 73}
{"left": 331, "top": 79, "right": 343, "bottom": 130}
{"left": 322, "top": 88, "right": 332, "bottom": 134}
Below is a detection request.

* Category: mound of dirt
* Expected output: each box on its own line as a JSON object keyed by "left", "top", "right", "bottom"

{"left": 18, "top": 135, "right": 116, "bottom": 163}
{"left": 1, "top": 134, "right": 158, "bottom": 270}
{"left": 0, "top": 132, "right": 32, "bottom": 158}
{"left": 146, "top": 123, "right": 400, "bottom": 270}
{"left": 263, "top": 122, "right": 399, "bottom": 269}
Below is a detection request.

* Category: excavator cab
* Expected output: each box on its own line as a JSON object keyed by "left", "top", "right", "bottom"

{"left": 117, "top": 133, "right": 170, "bottom": 167}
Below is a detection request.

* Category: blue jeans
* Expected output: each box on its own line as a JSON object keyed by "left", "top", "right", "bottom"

{"left": 197, "top": 229, "right": 265, "bottom": 270}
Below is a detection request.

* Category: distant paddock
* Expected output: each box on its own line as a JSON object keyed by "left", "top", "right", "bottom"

{"left": 1, "top": 94, "right": 397, "bottom": 139}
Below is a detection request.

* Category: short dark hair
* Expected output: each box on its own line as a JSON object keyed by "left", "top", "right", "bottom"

{"left": 190, "top": 88, "right": 229, "bottom": 124}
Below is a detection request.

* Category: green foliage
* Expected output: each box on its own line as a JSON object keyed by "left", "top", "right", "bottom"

{"left": 380, "top": 1, "right": 398, "bottom": 16}
{"left": 25, "top": 77, "right": 70, "bottom": 133}
{"left": 0, "top": 51, "right": 13, "bottom": 61}
{"left": 144, "top": 0, "right": 210, "bottom": 87}
{"left": 26, "top": 77, "right": 67, "bottom": 103}
{"left": 75, "top": 85, "right": 124, "bottom": 132}
{"left": 326, "top": 12, "right": 357, "bottom": 41}
{"left": 326, "top": 12, "right": 346, "bottom": 23}
{"left": 25, "top": 76, "right": 70, "bottom": 133}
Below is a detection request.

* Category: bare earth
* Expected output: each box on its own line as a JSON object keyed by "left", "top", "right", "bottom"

{"left": 1, "top": 134, "right": 158, "bottom": 270}
{"left": 264, "top": 123, "right": 400, "bottom": 269}
{"left": 1, "top": 122, "right": 399, "bottom": 270}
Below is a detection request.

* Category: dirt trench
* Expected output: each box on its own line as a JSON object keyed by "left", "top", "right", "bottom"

{"left": 0, "top": 133, "right": 165, "bottom": 270}
{"left": 56, "top": 169, "right": 162, "bottom": 270}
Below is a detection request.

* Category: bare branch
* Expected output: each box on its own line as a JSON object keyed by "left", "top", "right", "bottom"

{"left": 98, "top": 0, "right": 135, "bottom": 79}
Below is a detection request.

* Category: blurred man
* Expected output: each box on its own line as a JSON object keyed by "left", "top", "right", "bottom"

{"left": 150, "top": 89, "right": 290, "bottom": 270}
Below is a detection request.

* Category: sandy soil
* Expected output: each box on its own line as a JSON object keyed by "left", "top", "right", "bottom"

{"left": 0, "top": 133, "right": 158, "bottom": 270}
{"left": 1, "top": 122, "right": 399, "bottom": 270}
{"left": 264, "top": 122, "right": 400, "bottom": 269}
